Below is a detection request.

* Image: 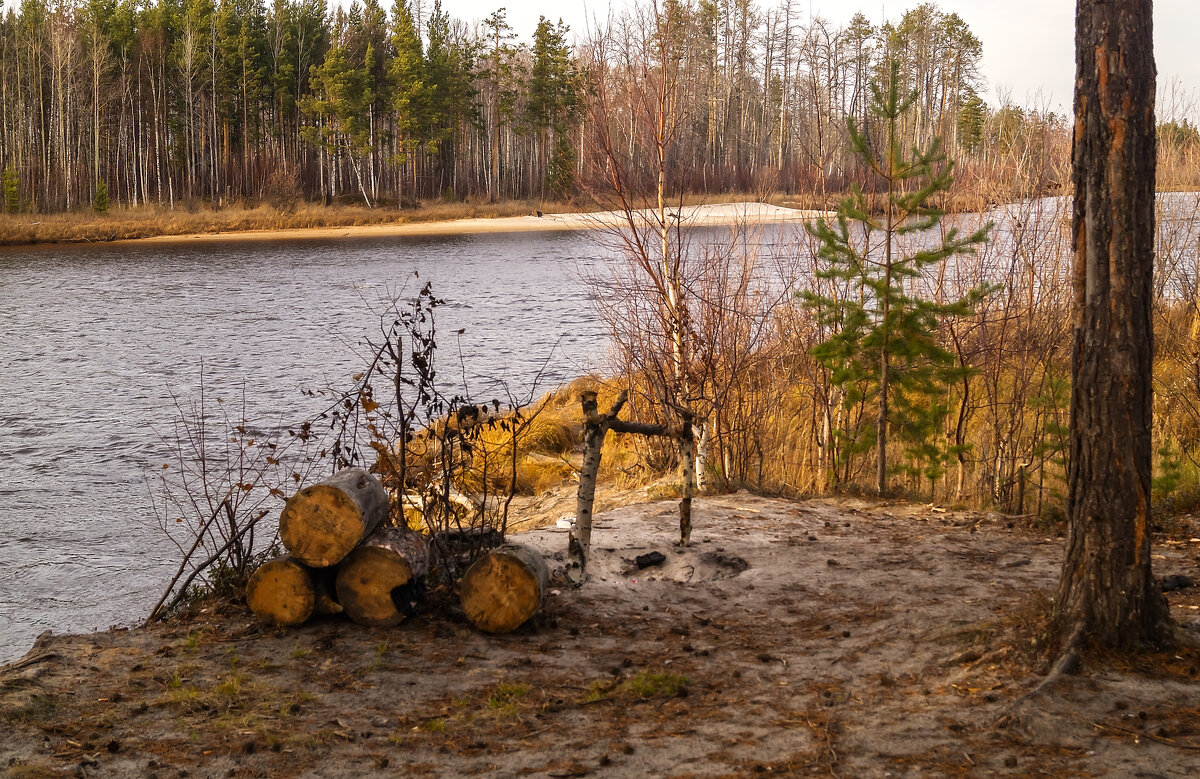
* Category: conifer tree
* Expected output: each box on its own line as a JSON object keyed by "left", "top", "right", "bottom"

{"left": 481, "top": 8, "right": 517, "bottom": 202}
{"left": 422, "top": 0, "right": 475, "bottom": 196}
{"left": 526, "top": 16, "right": 577, "bottom": 199}
{"left": 301, "top": 24, "right": 375, "bottom": 206}
{"left": 93, "top": 178, "right": 110, "bottom": 213}
{"left": 803, "top": 60, "right": 992, "bottom": 496}
{"left": 3, "top": 166, "right": 20, "bottom": 212}
{"left": 386, "top": 0, "right": 425, "bottom": 202}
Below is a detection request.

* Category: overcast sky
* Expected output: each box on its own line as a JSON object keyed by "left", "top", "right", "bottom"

{"left": 436, "top": 0, "right": 1198, "bottom": 117}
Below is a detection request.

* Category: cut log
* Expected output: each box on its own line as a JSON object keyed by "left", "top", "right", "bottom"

{"left": 459, "top": 543, "right": 549, "bottom": 634}
{"left": 245, "top": 556, "right": 341, "bottom": 627}
{"left": 279, "top": 468, "right": 389, "bottom": 567}
{"left": 335, "top": 527, "right": 430, "bottom": 627}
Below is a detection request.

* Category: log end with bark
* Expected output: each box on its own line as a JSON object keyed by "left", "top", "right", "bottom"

{"left": 335, "top": 527, "right": 430, "bottom": 627}
{"left": 279, "top": 468, "right": 389, "bottom": 568}
{"left": 459, "top": 543, "right": 549, "bottom": 634}
{"left": 246, "top": 556, "right": 340, "bottom": 627}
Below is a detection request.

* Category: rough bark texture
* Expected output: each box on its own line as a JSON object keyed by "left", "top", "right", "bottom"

{"left": 679, "top": 412, "right": 695, "bottom": 546}
{"left": 459, "top": 543, "right": 550, "bottom": 634}
{"left": 1057, "top": 0, "right": 1169, "bottom": 648}
{"left": 279, "top": 468, "right": 389, "bottom": 568}
{"left": 335, "top": 527, "right": 430, "bottom": 627}
{"left": 245, "top": 556, "right": 340, "bottom": 627}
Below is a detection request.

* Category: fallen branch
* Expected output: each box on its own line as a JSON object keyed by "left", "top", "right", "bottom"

{"left": 1092, "top": 721, "right": 1200, "bottom": 751}
{"left": 0, "top": 651, "right": 59, "bottom": 679}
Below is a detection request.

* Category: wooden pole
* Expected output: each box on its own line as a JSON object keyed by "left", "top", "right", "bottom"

{"left": 566, "top": 390, "right": 671, "bottom": 585}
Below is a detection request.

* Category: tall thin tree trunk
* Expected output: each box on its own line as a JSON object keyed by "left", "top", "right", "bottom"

{"left": 877, "top": 113, "right": 896, "bottom": 496}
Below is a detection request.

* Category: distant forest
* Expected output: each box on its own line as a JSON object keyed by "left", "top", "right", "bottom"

{"left": 0, "top": 0, "right": 1192, "bottom": 212}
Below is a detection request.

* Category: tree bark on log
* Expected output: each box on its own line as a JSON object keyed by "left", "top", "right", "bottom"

{"left": 1056, "top": 0, "right": 1169, "bottom": 649}
{"left": 246, "top": 556, "right": 341, "bottom": 627}
{"left": 279, "top": 468, "right": 389, "bottom": 568}
{"left": 459, "top": 543, "right": 549, "bottom": 633}
{"left": 335, "top": 527, "right": 430, "bottom": 627}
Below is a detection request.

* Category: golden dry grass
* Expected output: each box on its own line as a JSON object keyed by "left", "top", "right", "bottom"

{"left": 0, "top": 198, "right": 582, "bottom": 246}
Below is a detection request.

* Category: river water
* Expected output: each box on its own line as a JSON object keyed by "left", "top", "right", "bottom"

{"left": 0, "top": 229, "right": 611, "bottom": 663}
{"left": 4, "top": 196, "right": 1196, "bottom": 665}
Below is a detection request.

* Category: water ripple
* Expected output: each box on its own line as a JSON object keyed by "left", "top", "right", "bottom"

{"left": 0, "top": 229, "right": 608, "bottom": 663}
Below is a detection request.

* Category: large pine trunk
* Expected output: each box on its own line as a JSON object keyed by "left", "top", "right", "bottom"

{"left": 1057, "top": 0, "right": 1169, "bottom": 648}
{"left": 335, "top": 527, "right": 430, "bottom": 627}
{"left": 459, "top": 543, "right": 549, "bottom": 634}
{"left": 279, "top": 468, "right": 389, "bottom": 568}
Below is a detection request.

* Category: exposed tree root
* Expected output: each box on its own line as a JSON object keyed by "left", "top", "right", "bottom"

{"left": 1169, "top": 621, "right": 1200, "bottom": 650}
{"left": 1021, "top": 623, "right": 1084, "bottom": 701}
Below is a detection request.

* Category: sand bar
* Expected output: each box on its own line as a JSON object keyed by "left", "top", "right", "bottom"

{"left": 132, "top": 202, "right": 835, "bottom": 246}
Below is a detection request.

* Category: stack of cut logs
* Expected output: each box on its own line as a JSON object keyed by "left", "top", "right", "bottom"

{"left": 245, "top": 468, "right": 549, "bottom": 634}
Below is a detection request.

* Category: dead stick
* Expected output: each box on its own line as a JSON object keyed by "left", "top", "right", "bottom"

{"left": 1092, "top": 721, "right": 1200, "bottom": 751}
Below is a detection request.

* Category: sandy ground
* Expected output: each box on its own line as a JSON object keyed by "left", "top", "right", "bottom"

{"left": 3, "top": 494, "right": 1200, "bottom": 778}
{"left": 130, "top": 203, "right": 833, "bottom": 246}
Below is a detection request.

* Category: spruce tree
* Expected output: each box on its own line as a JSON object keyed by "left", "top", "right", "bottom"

{"left": 388, "top": 0, "right": 427, "bottom": 202}
{"left": 803, "top": 59, "right": 993, "bottom": 496}
{"left": 93, "top": 178, "right": 110, "bottom": 213}
{"left": 301, "top": 34, "right": 375, "bottom": 206}
{"left": 3, "top": 166, "right": 19, "bottom": 213}
{"left": 423, "top": 0, "right": 476, "bottom": 196}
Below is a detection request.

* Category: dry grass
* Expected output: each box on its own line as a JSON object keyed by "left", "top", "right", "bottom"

{"left": 468, "top": 376, "right": 625, "bottom": 495}
{"left": 0, "top": 198, "right": 581, "bottom": 246}
{"left": 0, "top": 186, "right": 1077, "bottom": 247}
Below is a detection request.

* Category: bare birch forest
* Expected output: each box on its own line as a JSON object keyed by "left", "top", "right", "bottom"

{"left": 559, "top": 3, "right": 1200, "bottom": 514}
{"left": 0, "top": 0, "right": 1132, "bottom": 211}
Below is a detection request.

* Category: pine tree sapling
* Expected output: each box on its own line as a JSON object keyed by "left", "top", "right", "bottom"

{"left": 803, "top": 59, "right": 994, "bottom": 496}
{"left": 2, "top": 166, "right": 18, "bottom": 213}
{"left": 93, "top": 179, "right": 110, "bottom": 213}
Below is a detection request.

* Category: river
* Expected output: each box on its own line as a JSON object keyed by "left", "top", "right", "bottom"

{"left": 4, "top": 196, "right": 1197, "bottom": 665}
{"left": 0, "top": 229, "right": 610, "bottom": 663}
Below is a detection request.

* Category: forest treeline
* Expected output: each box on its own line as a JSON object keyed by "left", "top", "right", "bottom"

{"left": 0, "top": 0, "right": 1115, "bottom": 213}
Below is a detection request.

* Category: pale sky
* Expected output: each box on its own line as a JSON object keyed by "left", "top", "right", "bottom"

{"left": 438, "top": 0, "right": 1200, "bottom": 118}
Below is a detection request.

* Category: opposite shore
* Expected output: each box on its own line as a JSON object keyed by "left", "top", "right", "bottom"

{"left": 0, "top": 199, "right": 836, "bottom": 250}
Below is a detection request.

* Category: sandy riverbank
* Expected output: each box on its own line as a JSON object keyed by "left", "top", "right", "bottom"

{"left": 3, "top": 493, "right": 1199, "bottom": 777}
{"left": 131, "top": 202, "right": 833, "bottom": 247}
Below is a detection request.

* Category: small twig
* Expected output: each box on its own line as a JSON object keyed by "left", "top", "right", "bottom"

{"left": 146, "top": 499, "right": 229, "bottom": 623}
{"left": 148, "top": 501, "right": 263, "bottom": 623}
{"left": 1092, "top": 721, "right": 1200, "bottom": 751}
